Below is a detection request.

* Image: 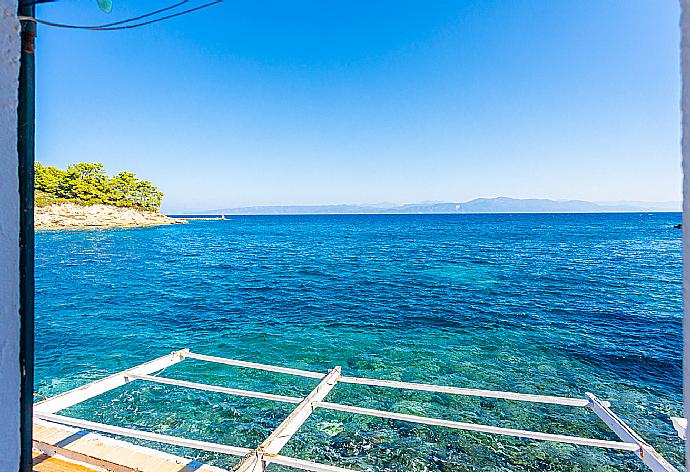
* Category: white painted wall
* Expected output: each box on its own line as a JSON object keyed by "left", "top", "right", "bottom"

{"left": 0, "top": 0, "right": 20, "bottom": 470}
{"left": 680, "top": 0, "right": 690, "bottom": 467}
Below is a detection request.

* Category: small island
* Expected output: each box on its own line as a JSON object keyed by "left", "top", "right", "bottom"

{"left": 34, "top": 162, "right": 185, "bottom": 229}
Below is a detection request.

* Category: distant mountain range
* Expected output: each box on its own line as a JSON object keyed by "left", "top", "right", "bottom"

{"left": 197, "top": 197, "right": 681, "bottom": 215}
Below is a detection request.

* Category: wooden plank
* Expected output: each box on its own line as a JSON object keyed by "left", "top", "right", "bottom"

{"left": 186, "top": 352, "right": 324, "bottom": 379}
{"left": 39, "top": 429, "right": 76, "bottom": 445}
{"left": 32, "top": 451, "right": 101, "bottom": 472}
{"left": 586, "top": 393, "right": 679, "bottom": 471}
{"left": 33, "top": 440, "right": 134, "bottom": 472}
{"left": 319, "top": 401, "right": 639, "bottom": 451}
{"left": 235, "top": 367, "right": 342, "bottom": 472}
{"left": 128, "top": 374, "right": 302, "bottom": 405}
{"left": 34, "top": 350, "right": 189, "bottom": 414}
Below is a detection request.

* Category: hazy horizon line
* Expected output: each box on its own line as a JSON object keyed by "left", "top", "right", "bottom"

{"left": 164, "top": 196, "right": 683, "bottom": 213}
{"left": 164, "top": 196, "right": 682, "bottom": 214}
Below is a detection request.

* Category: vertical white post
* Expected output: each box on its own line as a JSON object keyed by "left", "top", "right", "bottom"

{"left": 0, "top": 1, "right": 21, "bottom": 470}
{"left": 682, "top": 1, "right": 690, "bottom": 469}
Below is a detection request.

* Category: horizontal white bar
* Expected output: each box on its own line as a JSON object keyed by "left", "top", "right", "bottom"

{"left": 268, "top": 454, "right": 356, "bottom": 472}
{"left": 339, "top": 377, "right": 597, "bottom": 408}
{"left": 35, "top": 412, "right": 252, "bottom": 456}
{"left": 186, "top": 352, "right": 324, "bottom": 379}
{"left": 126, "top": 373, "right": 633, "bottom": 452}
{"left": 128, "top": 374, "right": 302, "bottom": 404}
{"left": 34, "top": 350, "right": 189, "bottom": 414}
{"left": 35, "top": 412, "right": 356, "bottom": 472}
{"left": 187, "top": 351, "right": 599, "bottom": 408}
{"left": 319, "top": 402, "right": 640, "bottom": 451}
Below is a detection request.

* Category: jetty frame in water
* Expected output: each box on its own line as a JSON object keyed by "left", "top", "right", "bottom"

{"left": 33, "top": 349, "right": 678, "bottom": 472}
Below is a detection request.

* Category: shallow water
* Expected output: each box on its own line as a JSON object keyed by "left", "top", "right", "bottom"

{"left": 35, "top": 213, "right": 684, "bottom": 470}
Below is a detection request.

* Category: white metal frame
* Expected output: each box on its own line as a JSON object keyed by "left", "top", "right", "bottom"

{"left": 33, "top": 349, "right": 678, "bottom": 472}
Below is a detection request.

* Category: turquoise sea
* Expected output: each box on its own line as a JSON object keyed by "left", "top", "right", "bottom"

{"left": 35, "top": 213, "right": 684, "bottom": 470}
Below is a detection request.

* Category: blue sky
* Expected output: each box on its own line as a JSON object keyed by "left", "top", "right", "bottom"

{"left": 36, "top": 1, "right": 680, "bottom": 212}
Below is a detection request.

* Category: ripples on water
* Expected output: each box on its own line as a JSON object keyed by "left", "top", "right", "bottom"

{"left": 35, "top": 213, "right": 683, "bottom": 470}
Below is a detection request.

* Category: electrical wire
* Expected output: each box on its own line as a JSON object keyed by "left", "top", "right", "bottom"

{"left": 91, "top": 0, "right": 190, "bottom": 28}
{"left": 19, "top": 0, "right": 221, "bottom": 31}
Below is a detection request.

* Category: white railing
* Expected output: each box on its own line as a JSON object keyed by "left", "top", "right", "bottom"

{"left": 33, "top": 349, "right": 679, "bottom": 472}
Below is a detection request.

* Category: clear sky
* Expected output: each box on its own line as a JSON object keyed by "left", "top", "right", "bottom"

{"left": 36, "top": 0, "right": 681, "bottom": 212}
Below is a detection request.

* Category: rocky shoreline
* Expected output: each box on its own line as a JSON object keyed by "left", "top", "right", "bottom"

{"left": 35, "top": 203, "right": 186, "bottom": 230}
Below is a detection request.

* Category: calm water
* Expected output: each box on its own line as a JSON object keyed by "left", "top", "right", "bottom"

{"left": 35, "top": 213, "right": 684, "bottom": 470}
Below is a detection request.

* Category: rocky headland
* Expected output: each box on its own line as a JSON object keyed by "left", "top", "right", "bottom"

{"left": 35, "top": 203, "right": 185, "bottom": 230}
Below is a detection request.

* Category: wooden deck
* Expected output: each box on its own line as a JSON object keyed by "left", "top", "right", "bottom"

{"left": 33, "top": 419, "right": 227, "bottom": 472}
{"left": 33, "top": 452, "right": 97, "bottom": 472}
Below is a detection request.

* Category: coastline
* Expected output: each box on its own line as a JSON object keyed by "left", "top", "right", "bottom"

{"left": 35, "top": 202, "right": 186, "bottom": 230}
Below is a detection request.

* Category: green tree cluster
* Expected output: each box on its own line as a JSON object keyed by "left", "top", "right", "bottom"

{"left": 34, "top": 162, "right": 164, "bottom": 210}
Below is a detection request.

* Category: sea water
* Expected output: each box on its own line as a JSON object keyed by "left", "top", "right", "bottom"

{"left": 35, "top": 213, "right": 684, "bottom": 470}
